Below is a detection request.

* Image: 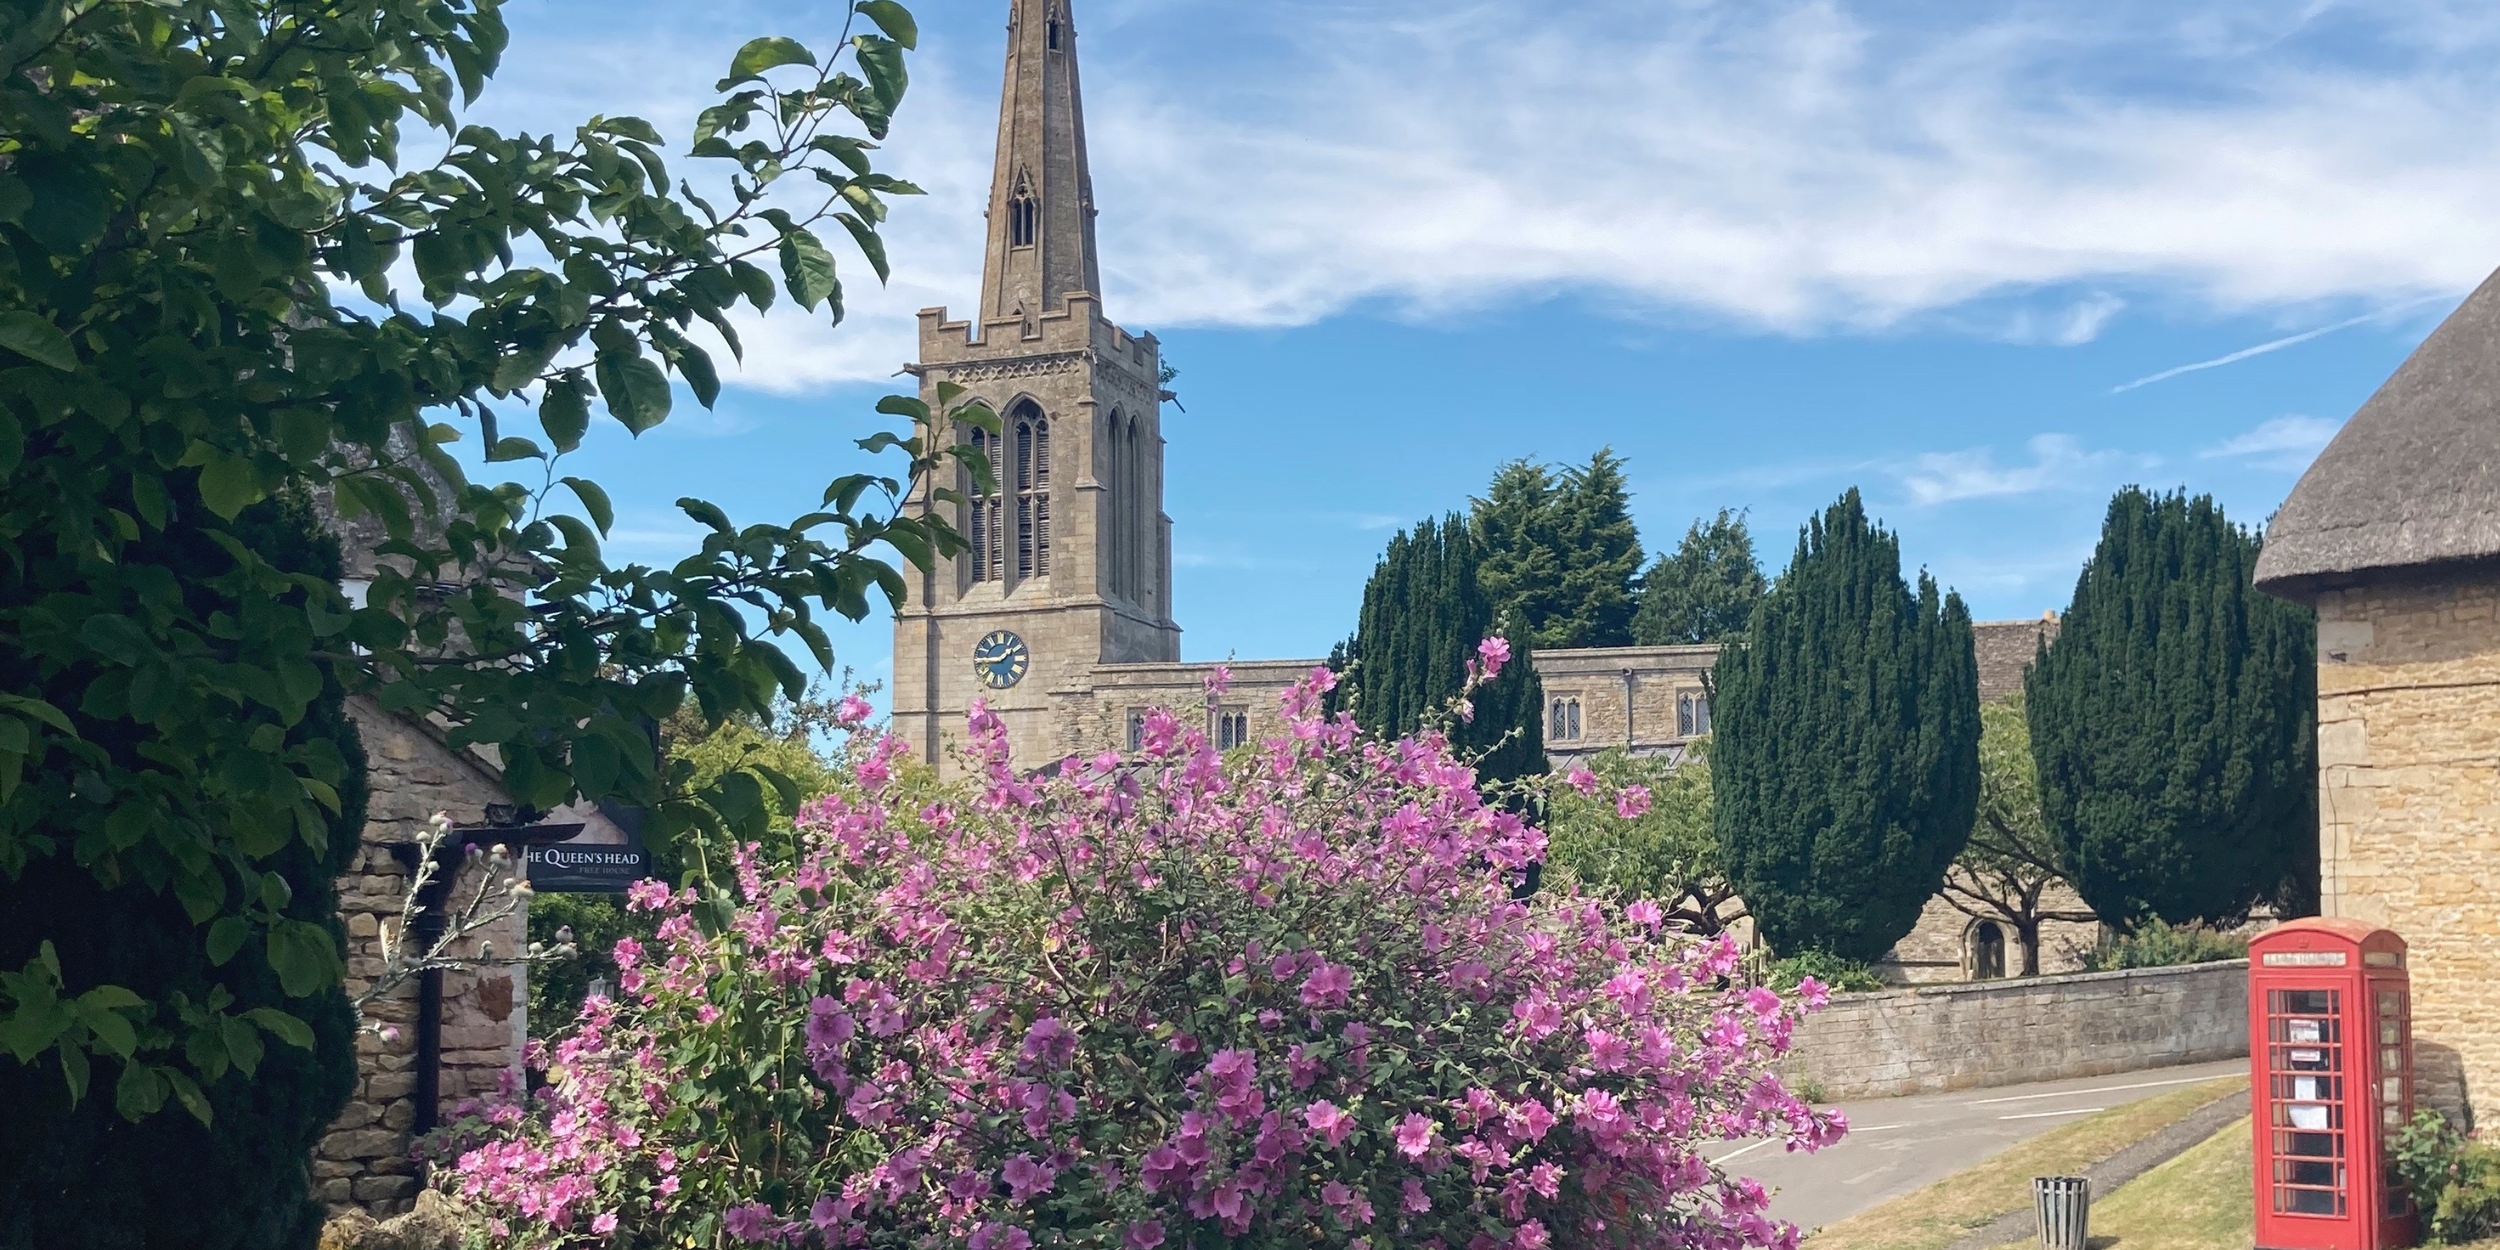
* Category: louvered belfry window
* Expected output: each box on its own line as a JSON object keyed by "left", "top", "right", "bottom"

{"left": 968, "top": 425, "right": 1004, "bottom": 582}
{"left": 1014, "top": 403, "right": 1050, "bottom": 579}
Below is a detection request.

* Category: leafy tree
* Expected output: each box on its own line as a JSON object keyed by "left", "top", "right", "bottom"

{"left": 1632, "top": 509, "right": 1767, "bottom": 645}
{"left": 0, "top": 494, "right": 366, "bottom": 1249}
{"left": 1711, "top": 489, "right": 1980, "bottom": 964}
{"left": 0, "top": 0, "right": 964, "bottom": 1185}
{"left": 1336, "top": 515, "right": 1546, "bottom": 786}
{"left": 1543, "top": 745, "right": 1742, "bottom": 936}
{"left": 2027, "top": 488, "right": 2318, "bottom": 927}
{"left": 1938, "top": 695, "right": 2095, "bottom": 976}
{"left": 1472, "top": 449, "right": 1643, "bottom": 650}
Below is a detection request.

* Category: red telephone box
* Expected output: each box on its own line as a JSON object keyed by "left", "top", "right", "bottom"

{"left": 2249, "top": 918, "right": 2416, "bottom": 1250}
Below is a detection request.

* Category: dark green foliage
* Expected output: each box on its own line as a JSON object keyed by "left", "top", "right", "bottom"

{"left": 1712, "top": 489, "right": 1980, "bottom": 964}
{"left": 1632, "top": 509, "right": 1767, "bottom": 645}
{"left": 2026, "top": 489, "right": 2318, "bottom": 927}
{"left": 1472, "top": 450, "right": 1643, "bottom": 651}
{"left": 2392, "top": 1110, "right": 2500, "bottom": 1242}
{"left": 1338, "top": 515, "right": 1547, "bottom": 786}
{"left": 2076, "top": 918, "right": 2249, "bottom": 971}
{"left": 0, "top": 496, "right": 364, "bottom": 1250}
{"left": 0, "top": 0, "right": 958, "bottom": 1126}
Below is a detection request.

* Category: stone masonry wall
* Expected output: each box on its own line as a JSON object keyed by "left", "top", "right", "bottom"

{"left": 1778, "top": 960, "right": 2249, "bottom": 1100}
{"left": 2312, "top": 569, "right": 2500, "bottom": 1122}
{"left": 318, "top": 698, "right": 530, "bottom": 1216}
{"left": 1878, "top": 886, "right": 2100, "bottom": 985}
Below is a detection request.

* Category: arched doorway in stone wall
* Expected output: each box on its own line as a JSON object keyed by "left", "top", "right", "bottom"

{"left": 1970, "top": 920, "right": 2008, "bottom": 981}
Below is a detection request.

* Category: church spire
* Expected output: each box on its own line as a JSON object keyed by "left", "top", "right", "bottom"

{"left": 980, "top": 0, "right": 1103, "bottom": 325}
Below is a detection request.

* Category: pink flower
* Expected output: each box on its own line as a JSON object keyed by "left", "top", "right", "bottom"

{"left": 1476, "top": 636, "right": 1511, "bottom": 678}
{"left": 1000, "top": 1154, "right": 1057, "bottom": 1202}
{"left": 1125, "top": 1221, "right": 1166, "bottom": 1250}
{"left": 1402, "top": 1178, "right": 1432, "bottom": 1213}
{"left": 1586, "top": 1027, "right": 1633, "bottom": 1072}
{"left": 590, "top": 1213, "right": 618, "bottom": 1236}
{"left": 1624, "top": 899, "right": 1664, "bottom": 928}
{"left": 1022, "top": 1017, "right": 1077, "bottom": 1069}
{"left": 1305, "top": 1100, "right": 1354, "bottom": 1147}
{"left": 722, "top": 1203, "right": 775, "bottom": 1243}
{"left": 1565, "top": 766, "right": 1599, "bottom": 795}
{"left": 1796, "top": 975, "right": 1832, "bottom": 1009}
{"left": 1300, "top": 961, "right": 1354, "bottom": 1009}
{"left": 1615, "top": 785, "right": 1652, "bottom": 819}
{"left": 1394, "top": 1113, "right": 1437, "bottom": 1159}
{"left": 835, "top": 694, "right": 875, "bottom": 726}
{"left": 1515, "top": 1218, "right": 1550, "bottom": 1250}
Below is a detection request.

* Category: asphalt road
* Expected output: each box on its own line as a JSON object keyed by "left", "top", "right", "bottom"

{"left": 1717, "top": 1059, "right": 2250, "bottom": 1232}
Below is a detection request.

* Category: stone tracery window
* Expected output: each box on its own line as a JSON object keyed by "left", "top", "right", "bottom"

{"left": 1678, "top": 691, "right": 1712, "bottom": 737}
{"left": 1217, "top": 708, "right": 1249, "bottom": 750}
{"left": 1106, "top": 408, "right": 1128, "bottom": 598}
{"left": 1013, "top": 402, "right": 1051, "bottom": 578}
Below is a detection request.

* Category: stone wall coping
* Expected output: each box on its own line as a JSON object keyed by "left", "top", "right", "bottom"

{"left": 1090, "top": 659, "right": 1326, "bottom": 681}
{"left": 1824, "top": 958, "right": 2249, "bottom": 1004}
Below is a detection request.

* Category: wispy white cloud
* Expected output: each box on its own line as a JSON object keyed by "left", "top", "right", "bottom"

{"left": 1898, "top": 434, "right": 2136, "bottom": 505}
{"left": 476, "top": 0, "right": 2500, "bottom": 392}
{"left": 2200, "top": 414, "right": 2343, "bottom": 469}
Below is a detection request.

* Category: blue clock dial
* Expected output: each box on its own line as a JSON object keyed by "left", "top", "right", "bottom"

{"left": 972, "top": 630, "right": 1030, "bottom": 689}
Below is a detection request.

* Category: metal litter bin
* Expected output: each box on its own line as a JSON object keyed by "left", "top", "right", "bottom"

{"left": 2033, "top": 1175, "right": 2090, "bottom": 1250}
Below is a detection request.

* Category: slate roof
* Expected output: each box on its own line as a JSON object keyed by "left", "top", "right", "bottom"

{"left": 2254, "top": 267, "right": 2500, "bottom": 599}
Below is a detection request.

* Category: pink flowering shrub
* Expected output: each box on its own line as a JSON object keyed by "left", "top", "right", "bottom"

{"left": 438, "top": 659, "right": 1844, "bottom": 1249}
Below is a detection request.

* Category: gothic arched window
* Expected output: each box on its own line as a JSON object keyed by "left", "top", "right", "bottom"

{"left": 1972, "top": 921, "right": 2007, "bottom": 981}
{"left": 1009, "top": 170, "right": 1038, "bottom": 248}
{"left": 967, "top": 424, "right": 1003, "bottom": 583}
{"left": 1124, "top": 416, "right": 1147, "bottom": 603}
{"left": 1105, "top": 409, "right": 1127, "bottom": 598}
{"left": 1013, "top": 403, "right": 1050, "bottom": 578}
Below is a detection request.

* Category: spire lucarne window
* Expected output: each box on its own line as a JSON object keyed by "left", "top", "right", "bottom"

{"left": 1008, "top": 170, "right": 1038, "bottom": 248}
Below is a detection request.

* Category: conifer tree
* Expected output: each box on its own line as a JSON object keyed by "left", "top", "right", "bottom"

{"left": 2026, "top": 488, "right": 2317, "bottom": 926}
{"left": 1632, "top": 509, "right": 1767, "bottom": 645}
{"left": 1473, "top": 450, "right": 1642, "bottom": 651}
{"left": 1711, "top": 490, "right": 1980, "bottom": 964}
{"left": 1338, "top": 515, "right": 1547, "bottom": 786}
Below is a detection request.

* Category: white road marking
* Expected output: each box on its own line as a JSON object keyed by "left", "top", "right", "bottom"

{"left": 1710, "top": 1122, "right": 1913, "bottom": 1166}
{"left": 1965, "top": 1074, "right": 2227, "bottom": 1106}
{"left": 1998, "top": 1106, "right": 2106, "bottom": 1121}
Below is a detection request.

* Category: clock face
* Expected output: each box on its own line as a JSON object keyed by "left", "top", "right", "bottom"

{"left": 972, "top": 630, "right": 1030, "bottom": 690}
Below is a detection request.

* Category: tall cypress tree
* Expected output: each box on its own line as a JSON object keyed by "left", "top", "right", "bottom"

{"left": 1632, "top": 509, "right": 1767, "bottom": 645}
{"left": 0, "top": 494, "right": 365, "bottom": 1250}
{"left": 1712, "top": 489, "right": 1979, "bottom": 964}
{"left": 1339, "top": 514, "right": 1547, "bottom": 785}
{"left": 1473, "top": 450, "right": 1642, "bottom": 651}
{"left": 2026, "top": 488, "right": 2317, "bottom": 927}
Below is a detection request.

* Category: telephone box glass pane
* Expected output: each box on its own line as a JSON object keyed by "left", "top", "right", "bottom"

{"left": 2266, "top": 988, "right": 2346, "bottom": 1218}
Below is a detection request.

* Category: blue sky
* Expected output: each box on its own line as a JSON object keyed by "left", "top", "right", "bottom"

{"left": 458, "top": 0, "right": 2500, "bottom": 693}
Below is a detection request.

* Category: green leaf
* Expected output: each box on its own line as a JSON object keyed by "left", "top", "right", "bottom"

{"left": 82, "top": 1003, "right": 137, "bottom": 1059}
{"left": 244, "top": 1007, "right": 314, "bottom": 1050}
{"left": 222, "top": 1015, "right": 266, "bottom": 1079}
{"left": 59, "top": 1044, "right": 88, "bottom": 1104}
{"left": 853, "top": 35, "right": 910, "bottom": 116}
{"left": 855, "top": 1, "right": 919, "bottom": 50}
{"left": 679, "top": 498, "right": 733, "bottom": 533}
{"left": 595, "top": 349, "right": 673, "bottom": 435}
{"left": 540, "top": 374, "right": 592, "bottom": 452}
{"left": 266, "top": 920, "right": 343, "bottom": 998}
{"left": 165, "top": 1069, "right": 212, "bottom": 1126}
{"left": 726, "top": 36, "right": 816, "bottom": 83}
{"left": 562, "top": 477, "right": 615, "bottom": 536}
{"left": 0, "top": 312, "right": 76, "bottom": 371}
{"left": 675, "top": 343, "right": 721, "bottom": 409}
{"left": 115, "top": 1061, "right": 167, "bottom": 1121}
{"left": 196, "top": 456, "right": 263, "bottom": 520}
{"left": 206, "top": 917, "right": 250, "bottom": 967}
{"left": 778, "top": 229, "right": 841, "bottom": 314}
{"left": 834, "top": 212, "right": 891, "bottom": 284}
{"left": 486, "top": 436, "right": 546, "bottom": 463}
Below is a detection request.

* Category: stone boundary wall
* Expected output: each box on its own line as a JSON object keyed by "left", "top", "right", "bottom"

{"left": 1778, "top": 960, "right": 2249, "bottom": 1100}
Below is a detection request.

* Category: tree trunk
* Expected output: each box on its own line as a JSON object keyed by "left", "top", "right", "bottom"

{"left": 2016, "top": 918, "right": 2043, "bottom": 977}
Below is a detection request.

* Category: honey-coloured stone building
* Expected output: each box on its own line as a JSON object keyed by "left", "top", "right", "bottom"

{"left": 2257, "top": 266, "right": 2500, "bottom": 1123}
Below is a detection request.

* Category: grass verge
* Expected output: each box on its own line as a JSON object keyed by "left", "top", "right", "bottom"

{"left": 1804, "top": 1077, "right": 2245, "bottom": 1250}
{"left": 2088, "top": 1116, "right": 2249, "bottom": 1250}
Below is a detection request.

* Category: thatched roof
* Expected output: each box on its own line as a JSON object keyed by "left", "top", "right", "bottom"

{"left": 2255, "top": 268, "right": 2500, "bottom": 600}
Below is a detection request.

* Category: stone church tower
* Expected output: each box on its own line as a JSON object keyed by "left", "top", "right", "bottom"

{"left": 891, "top": 0, "right": 1180, "bottom": 771}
